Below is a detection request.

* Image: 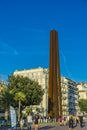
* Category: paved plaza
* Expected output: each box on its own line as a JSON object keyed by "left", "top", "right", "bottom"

{"left": 0, "top": 122, "right": 87, "bottom": 130}
{"left": 38, "top": 122, "right": 87, "bottom": 130}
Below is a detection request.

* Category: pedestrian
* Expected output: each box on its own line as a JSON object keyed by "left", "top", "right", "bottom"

{"left": 34, "top": 114, "right": 39, "bottom": 130}
{"left": 27, "top": 113, "right": 32, "bottom": 130}
{"left": 63, "top": 116, "right": 66, "bottom": 126}
{"left": 79, "top": 116, "right": 83, "bottom": 127}
{"left": 68, "top": 116, "right": 73, "bottom": 130}
{"left": 58, "top": 116, "right": 62, "bottom": 126}
{"left": 66, "top": 115, "right": 69, "bottom": 125}
{"left": 76, "top": 116, "right": 79, "bottom": 126}
{"left": 20, "top": 117, "right": 24, "bottom": 130}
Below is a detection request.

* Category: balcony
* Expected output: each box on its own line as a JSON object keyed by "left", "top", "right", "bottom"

{"left": 62, "top": 103, "right": 68, "bottom": 106}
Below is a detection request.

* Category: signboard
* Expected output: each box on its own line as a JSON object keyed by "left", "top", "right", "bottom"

{"left": 10, "top": 106, "right": 16, "bottom": 129}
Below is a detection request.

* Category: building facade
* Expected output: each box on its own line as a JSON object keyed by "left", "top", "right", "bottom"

{"left": 61, "top": 77, "right": 79, "bottom": 116}
{"left": 77, "top": 82, "right": 87, "bottom": 99}
{"left": 14, "top": 67, "right": 79, "bottom": 117}
{"left": 14, "top": 67, "right": 48, "bottom": 116}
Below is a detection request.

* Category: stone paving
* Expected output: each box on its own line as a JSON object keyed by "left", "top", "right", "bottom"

{"left": 0, "top": 122, "right": 87, "bottom": 130}
{"left": 39, "top": 122, "right": 87, "bottom": 130}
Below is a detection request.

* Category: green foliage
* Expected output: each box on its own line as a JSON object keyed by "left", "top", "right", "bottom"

{"left": 0, "top": 83, "right": 13, "bottom": 109}
{"left": 14, "top": 92, "right": 26, "bottom": 121}
{"left": 14, "top": 92, "right": 26, "bottom": 102}
{"left": 0, "top": 83, "right": 13, "bottom": 120}
{"left": 79, "top": 99, "right": 87, "bottom": 113}
{"left": 8, "top": 74, "right": 44, "bottom": 107}
{"left": 36, "top": 107, "right": 40, "bottom": 113}
{"left": 25, "top": 106, "right": 32, "bottom": 114}
{"left": 0, "top": 81, "right": 7, "bottom": 93}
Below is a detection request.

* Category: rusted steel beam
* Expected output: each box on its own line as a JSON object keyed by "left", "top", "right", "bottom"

{"left": 48, "top": 30, "right": 62, "bottom": 119}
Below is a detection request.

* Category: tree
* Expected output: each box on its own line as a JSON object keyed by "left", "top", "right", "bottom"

{"left": 25, "top": 106, "right": 32, "bottom": 114}
{"left": 14, "top": 92, "right": 26, "bottom": 121}
{"left": 79, "top": 99, "right": 87, "bottom": 113}
{"left": 0, "top": 84, "right": 13, "bottom": 120}
{"left": 0, "top": 81, "right": 7, "bottom": 92}
{"left": 8, "top": 74, "right": 44, "bottom": 107}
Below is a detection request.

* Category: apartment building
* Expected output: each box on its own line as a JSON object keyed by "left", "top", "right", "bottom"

{"left": 61, "top": 77, "right": 79, "bottom": 116}
{"left": 14, "top": 67, "right": 79, "bottom": 117}
{"left": 14, "top": 67, "right": 48, "bottom": 117}
{"left": 77, "top": 82, "right": 87, "bottom": 99}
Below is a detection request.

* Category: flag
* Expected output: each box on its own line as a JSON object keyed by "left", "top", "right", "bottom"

{"left": 10, "top": 106, "right": 16, "bottom": 129}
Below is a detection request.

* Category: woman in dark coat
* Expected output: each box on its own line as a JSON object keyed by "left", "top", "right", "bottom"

{"left": 79, "top": 116, "right": 83, "bottom": 127}
{"left": 68, "top": 116, "right": 73, "bottom": 130}
{"left": 34, "top": 115, "right": 39, "bottom": 130}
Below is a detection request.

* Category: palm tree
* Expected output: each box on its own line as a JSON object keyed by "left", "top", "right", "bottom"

{"left": 14, "top": 92, "right": 26, "bottom": 121}
{"left": 0, "top": 87, "right": 13, "bottom": 120}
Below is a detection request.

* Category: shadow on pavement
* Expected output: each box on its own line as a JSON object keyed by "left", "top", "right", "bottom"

{"left": 40, "top": 125, "right": 55, "bottom": 129}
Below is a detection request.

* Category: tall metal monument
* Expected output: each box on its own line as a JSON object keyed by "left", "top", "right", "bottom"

{"left": 48, "top": 30, "right": 62, "bottom": 119}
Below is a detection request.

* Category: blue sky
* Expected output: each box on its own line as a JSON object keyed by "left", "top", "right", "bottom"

{"left": 0, "top": 0, "right": 87, "bottom": 82}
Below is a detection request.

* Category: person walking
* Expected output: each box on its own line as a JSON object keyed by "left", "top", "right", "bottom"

{"left": 63, "top": 116, "right": 66, "bottom": 126}
{"left": 79, "top": 116, "right": 83, "bottom": 128}
{"left": 76, "top": 116, "right": 79, "bottom": 126}
{"left": 34, "top": 114, "right": 39, "bottom": 130}
{"left": 58, "top": 116, "right": 62, "bottom": 126}
{"left": 27, "top": 113, "right": 32, "bottom": 130}
{"left": 68, "top": 116, "right": 73, "bottom": 130}
{"left": 20, "top": 117, "right": 24, "bottom": 130}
